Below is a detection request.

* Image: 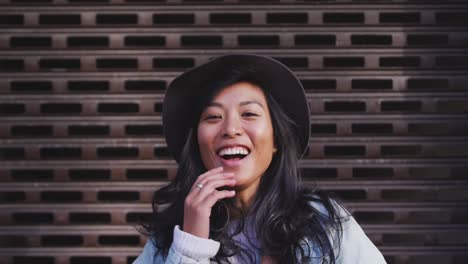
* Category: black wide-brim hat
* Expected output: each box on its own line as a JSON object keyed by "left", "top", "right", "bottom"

{"left": 163, "top": 54, "right": 310, "bottom": 162}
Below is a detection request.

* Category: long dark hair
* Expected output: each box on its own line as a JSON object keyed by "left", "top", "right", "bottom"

{"left": 143, "top": 68, "right": 345, "bottom": 263}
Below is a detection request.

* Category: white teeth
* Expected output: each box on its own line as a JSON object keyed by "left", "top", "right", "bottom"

{"left": 218, "top": 147, "right": 249, "bottom": 156}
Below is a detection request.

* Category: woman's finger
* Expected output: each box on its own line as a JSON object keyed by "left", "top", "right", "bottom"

{"left": 190, "top": 167, "right": 224, "bottom": 191}
{"left": 191, "top": 178, "right": 236, "bottom": 204}
{"left": 203, "top": 177, "right": 236, "bottom": 191}
{"left": 191, "top": 172, "right": 234, "bottom": 192}
{"left": 201, "top": 189, "right": 236, "bottom": 209}
{"left": 196, "top": 166, "right": 223, "bottom": 182}
{"left": 186, "top": 170, "right": 233, "bottom": 204}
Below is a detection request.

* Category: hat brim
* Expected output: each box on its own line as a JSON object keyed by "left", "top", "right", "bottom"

{"left": 163, "top": 54, "right": 310, "bottom": 162}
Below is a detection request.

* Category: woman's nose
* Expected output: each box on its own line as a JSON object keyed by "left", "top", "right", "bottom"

{"left": 222, "top": 114, "right": 242, "bottom": 137}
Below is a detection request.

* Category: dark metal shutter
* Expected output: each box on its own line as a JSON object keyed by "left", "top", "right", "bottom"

{"left": 0, "top": 1, "right": 467, "bottom": 264}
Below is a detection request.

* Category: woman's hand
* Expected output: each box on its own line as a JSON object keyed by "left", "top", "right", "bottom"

{"left": 183, "top": 166, "right": 236, "bottom": 239}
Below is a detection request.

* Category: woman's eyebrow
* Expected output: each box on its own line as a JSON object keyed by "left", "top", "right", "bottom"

{"left": 207, "top": 100, "right": 264, "bottom": 109}
{"left": 206, "top": 102, "right": 223, "bottom": 108}
{"left": 240, "top": 100, "right": 264, "bottom": 109}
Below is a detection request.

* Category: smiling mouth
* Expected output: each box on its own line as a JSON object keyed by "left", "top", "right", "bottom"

{"left": 217, "top": 147, "right": 250, "bottom": 161}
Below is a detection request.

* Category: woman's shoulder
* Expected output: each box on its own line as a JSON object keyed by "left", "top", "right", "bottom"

{"left": 300, "top": 190, "right": 387, "bottom": 263}
{"left": 133, "top": 237, "right": 158, "bottom": 264}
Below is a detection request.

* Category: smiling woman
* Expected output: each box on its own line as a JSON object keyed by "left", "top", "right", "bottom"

{"left": 134, "top": 54, "right": 386, "bottom": 264}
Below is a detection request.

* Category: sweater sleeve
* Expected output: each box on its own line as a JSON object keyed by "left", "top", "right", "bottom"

{"left": 132, "top": 225, "right": 220, "bottom": 264}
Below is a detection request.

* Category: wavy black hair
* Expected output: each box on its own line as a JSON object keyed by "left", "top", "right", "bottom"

{"left": 142, "top": 68, "right": 346, "bottom": 263}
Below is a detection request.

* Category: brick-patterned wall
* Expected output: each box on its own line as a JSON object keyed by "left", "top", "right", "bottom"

{"left": 1, "top": 1, "right": 468, "bottom": 264}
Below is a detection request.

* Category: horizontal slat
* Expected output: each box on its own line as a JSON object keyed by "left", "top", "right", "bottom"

{"left": 2, "top": 48, "right": 468, "bottom": 55}
{"left": 0, "top": 93, "right": 464, "bottom": 100}
{"left": 378, "top": 246, "right": 468, "bottom": 255}
{"left": 1, "top": 202, "right": 466, "bottom": 211}
{"left": 0, "top": 247, "right": 141, "bottom": 256}
{"left": 1, "top": 158, "right": 467, "bottom": 168}
{"left": 0, "top": 160, "right": 178, "bottom": 169}
{"left": 2, "top": 69, "right": 467, "bottom": 77}
{"left": 0, "top": 0, "right": 463, "bottom": 3}
{"left": 2, "top": 4, "right": 468, "bottom": 11}
{"left": 2, "top": 114, "right": 468, "bottom": 122}
{"left": 1, "top": 27, "right": 468, "bottom": 33}
{"left": 1, "top": 224, "right": 466, "bottom": 235}
{"left": 0, "top": 91, "right": 468, "bottom": 104}
{"left": 1, "top": 92, "right": 467, "bottom": 100}
{"left": 0, "top": 94, "right": 164, "bottom": 100}
{"left": 2, "top": 136, "right": 467, "bottom": 144}
{"left": 0, "top": 246, "right": 467, "bottom": 257}
{"left": 0, "top": 225, "right": 139, "bottom": 235}
{"left": 1, "top": 180, "right": 466, "bottom": 191}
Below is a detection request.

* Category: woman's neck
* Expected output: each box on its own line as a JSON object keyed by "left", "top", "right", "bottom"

{"left": 234, "top": 179, "right": 261, "bottom": 211}
{"left": 228, "top": 191, "right": 257, "bottom": 220}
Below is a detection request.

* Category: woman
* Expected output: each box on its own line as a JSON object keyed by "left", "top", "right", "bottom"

{"left": 134, "top": 54, "right": 386, "bottom": 263}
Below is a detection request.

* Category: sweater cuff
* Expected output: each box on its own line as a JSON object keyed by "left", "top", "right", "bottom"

{"left": 172, "top": 225, "right": 220, "bottom": 260}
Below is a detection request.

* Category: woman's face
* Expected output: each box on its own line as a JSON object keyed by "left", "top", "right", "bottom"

{"left": 197, "top": 81, "right": 275, "bottom": 192}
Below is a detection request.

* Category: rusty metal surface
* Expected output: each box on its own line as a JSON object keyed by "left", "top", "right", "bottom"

{"left": 1, "top": 1, "right": 468, "bottom": 264}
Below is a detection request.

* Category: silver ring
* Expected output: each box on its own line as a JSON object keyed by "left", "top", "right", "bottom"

{"left": 196, "top": 183, "right": 204, "bottom": 189}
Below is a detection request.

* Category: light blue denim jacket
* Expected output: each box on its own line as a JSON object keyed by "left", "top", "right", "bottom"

{"left": 133, "top": 203, "right": 387, "bottom": 264}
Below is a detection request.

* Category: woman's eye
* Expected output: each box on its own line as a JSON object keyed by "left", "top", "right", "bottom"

{"left": 205, "top": 114, "right": 221, "bottom": 120}
{"left": 243, "top": 112, "right": 258, "bottom": 117}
